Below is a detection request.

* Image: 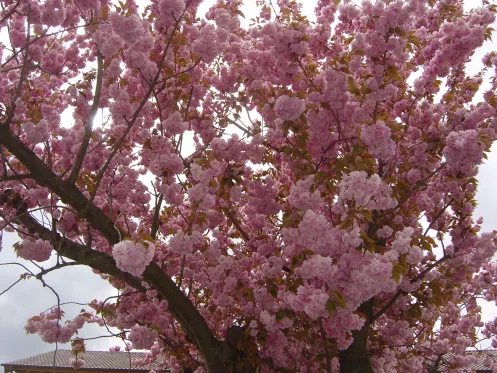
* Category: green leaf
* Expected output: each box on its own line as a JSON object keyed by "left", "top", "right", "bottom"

{"left": 234, "top": 9, "right": 245, "bottom": 18}
{"left": 420, "top": 239, "right": 432, "bottom": 253}
{"left": 325, "top": 299, "right": 337, "bottom": 315}
{"left": 296, "top": 135, "right": 307, "bottom": 149}
{"left": 340, "top": 218, "right": 353, "bottom": 230}
{"left": 276, "top": 309, "right": 294, "bottom": 321}
{"left": 246, "top": 288, "right": 254, "bottom": 301}
{"left": 392, "top": 263, "right": 407, "bottom": 283}
{"left": 330, "top": 290, "right": 346, "bottom": 308}
{"left": 348, "top": 77, "right": 361, "bottom": 97}
{"left": 360, "top": 210, "right": 373, "bottom": 223}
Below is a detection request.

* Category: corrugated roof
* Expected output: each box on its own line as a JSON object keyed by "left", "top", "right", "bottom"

{"left": 1, "top": 350, "right": 165, "bottom": 371}
{"left": 465, "top": 350, "right": 497, "bottom": 371}
{"left": 4, "top": 348, "right": 495, "bottom": 372}
{"left": 432, "top": 350, "right": 497, "bottom": 372}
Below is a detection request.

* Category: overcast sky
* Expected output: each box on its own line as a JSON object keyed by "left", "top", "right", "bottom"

{"left": 1, "top": 0, "right": 497, "bottom": 365}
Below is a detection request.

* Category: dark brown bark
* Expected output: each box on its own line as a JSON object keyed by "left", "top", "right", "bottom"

{"left": 1, "top": 124, "right": 379, "bottom": 372}
{"left": 339, "top": 300, "right": 375, "bottom": 373}
{"left": 339, "top": 325, "right": 374, "bottom": 373}
{"left": 0, "top": 127, "right": 234, "bottom": 373}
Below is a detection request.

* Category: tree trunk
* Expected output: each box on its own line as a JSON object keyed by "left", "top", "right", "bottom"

{"left": 339, "top": 300, "right": 374, "bottom": 373}
{"left": 339, "top": 325, "right": 374, "bottom": 373}
{"left": 0, "top": 128, "right": 232, "bottom": 373}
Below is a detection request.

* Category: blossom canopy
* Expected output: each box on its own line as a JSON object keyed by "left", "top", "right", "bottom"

{"left": 1, "top": 0, "right": 497, "bottom": 372}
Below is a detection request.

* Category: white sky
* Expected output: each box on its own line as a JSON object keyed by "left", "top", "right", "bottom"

{"left": 1, "top": 0, "right": 497, "bottom": 364}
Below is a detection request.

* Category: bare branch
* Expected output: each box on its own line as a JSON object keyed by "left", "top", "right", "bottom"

{"left": 0, "top": 0, "right": 20, "bottom": 26}
{"left": 0, "top": 173, "right": 32, "bottom": 181}
{"left": 67, "top": 49, "right": 104, "bottom": 184}
{"left": 150, "top": 193, "right": 163, "bottom": 239}
{"left": 223, "top": 208, "right": 250, "bottom": 241}
{"left": 0, "top": 277, "right": 24, "bottom": 297}
{"left": 423, "top": 197, "right": 454, "bottom": 237}
{"left": 35, "top": 261, "right": 83, "bottom": 279}
{"left": 372, "top": 256, "right": 450, "bottom": 322}
{"left": 88, "top": 15, "right": 186, "bottom": 201}
{"left": 2, "top": 4, "right": 31, "bottom": 127}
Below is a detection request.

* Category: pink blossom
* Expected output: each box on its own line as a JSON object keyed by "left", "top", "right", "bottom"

{"left": 338, "top": 171, "right": 397, "bottom": 211}
{"left": 109, "top": 13, "right": 147, "bottom": 46}
{"left": 274, "top": 95, "right": 305, "bottom": 121}
{"left": 128, "top": 325, "right": 158, "bottom": 349}
{"left": 112, "top": 240, "right": 155, "bottom": 277}
{"left": 406, "top": 245, "right": 423, "bottom": 264}
{"left": 164, "top": 112, "right": 188, "bottom": 135}
{"left": 2, "top": 0, "right": 497, "bottom": 371}
{"left": 361, "top": 121, "right": 395, "bottom": 161}
{"left": 108, "top": 59, "right": 122, "bottom": 76}
{"left": 17, "top": 239, "right": 52, "bottom": 262}
{"left": 296, "top": 255, "right": 337, "bottom": 286}
{"left": 24, "top": 310, "right": 84, "bottom": 344}
{"left": 168, "top": 231, "right": 203, "bottom": 256}
{"left": 75, "top": 0, "right": 100, "bottom": 10}
{"left": 42, "top": 0, "right": 66, "bottom": 26}
{"left": 22, "top": 120, "right": 49, "bottom": 144}
{"left": 69, "top": 358, "right": 85, "bottom": 370}
{"left": 443, "top": 129, "right": 485, "bottom": 176}
{"left": 158, "top": 0, "right": 185, "bottom": 20}
{"left": 288, "top": 176, "right": 322, "bottom": 210}
{"left": 286, "top": 285, "right": 329, "bottom": 320}
{"left": 377, "top": 225, "right": 394, "bottom": 239}
{"left": 214, "top": 8, "right": 239, "bottom": 31}
{"left": 391, "top": 227, "right": 414, "bottom": 255}
{"left": 192, "top": 24, "right": 226, "bottom": 64}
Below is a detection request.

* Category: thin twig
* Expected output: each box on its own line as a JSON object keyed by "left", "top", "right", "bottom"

{"left": 35, "top": 261, "right": 82, "bottom": 279}
{"left": 67, "top": 49, "right": 103, "bottom": 184}
{"left": 3, "top": 4, "right": 31, "bottom": 127}
{"left": 0, "top": 277, "right": 23, "bottom": 297}
{"left": 423, "top": 197, "right": 454, "bottom": 237}
{"left": 87, "top": 16, "right": 185, "bottom": 203}
{"left": 150, "top": 193, "right": 163, "bottom": 239}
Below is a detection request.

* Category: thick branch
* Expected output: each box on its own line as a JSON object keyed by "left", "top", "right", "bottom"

{"left": 0, "top": 129, "right": 228, "bottom": 373}
{"left": 339, "top": 300, "right": 375, "bottom": 373}
{"left": 0, "top": 173, "right": 32, "bottom": 181}
{"left": 0, "top": 126, "right": 120, "bottom": 243}
{"left": 319, "top": 318, "right": 332, "bottom": 373}
{"left": 11, "top": 201, "right": 147, "bottom": 291}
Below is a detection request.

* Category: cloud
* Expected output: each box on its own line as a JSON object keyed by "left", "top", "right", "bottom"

{"left": 0, "top": 232, "right": 122, "bottom": 364}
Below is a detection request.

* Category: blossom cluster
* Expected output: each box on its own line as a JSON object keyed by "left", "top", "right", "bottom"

{"left": 1, "top": 0, "right": 497, "bottom": 371}
{"left": 24, "top": 308, "right": 90, "bottom": 344}
{"left": 274, "top": 95, "right": 306, "bottom": 121}
{"left": 360, "top": 121, "right": 396, "bottom": 162}
{"left": 16, "top": 238, "right": 52, "bottom": 262}
{"left": 128, "top": 325, "right": 158, "bottom": 350}
{"left": 112, "top": 241, "right": 155, "bottom": 277}
{"left": 338, "top": 171, "right": 397, "bottom": 211}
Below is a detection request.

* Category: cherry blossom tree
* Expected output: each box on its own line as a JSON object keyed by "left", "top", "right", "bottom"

{"left": 1, "top": 0, "right": 497, "bottom": 372}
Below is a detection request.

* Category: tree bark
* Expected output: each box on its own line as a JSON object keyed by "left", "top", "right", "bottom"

{"left": 0, "top": 127, "right": 233, "bottom": 373}
{"left": 339, "top": 300, "right": 375, "bottom": 373}
{"left": 339, "top": 325, "right": 374, "bottom": 373}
